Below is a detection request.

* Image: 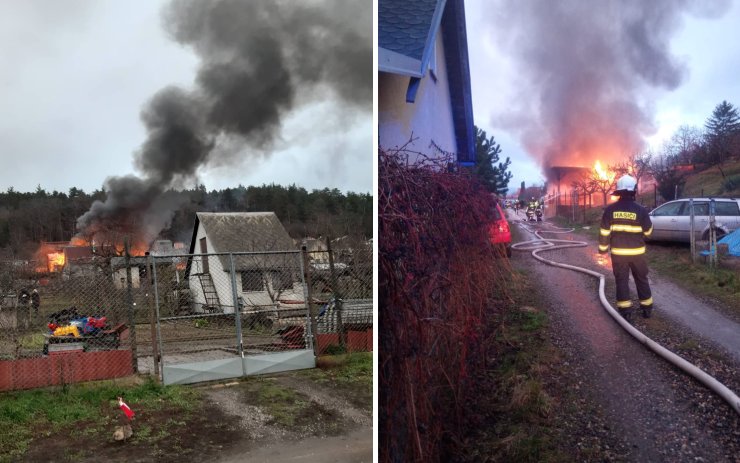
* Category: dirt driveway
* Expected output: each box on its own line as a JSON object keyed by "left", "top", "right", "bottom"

{"left": 511, "top": 219, "right": 740, "bottom": 461}
{"left": 207, "top": 372, "right": 373, "bottom": 462}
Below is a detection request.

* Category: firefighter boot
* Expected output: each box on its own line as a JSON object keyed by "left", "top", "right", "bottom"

{"left": 619, "top": 308, "right": 634, "bottom": 324}
{"left": 641, "top": 305, "right": 653, "bottom": 318}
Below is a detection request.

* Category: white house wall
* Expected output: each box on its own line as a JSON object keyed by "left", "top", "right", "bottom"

{"left": 188, "top": 221, "right": 308, "bottom": 315}
{"left": 378, "top": 30, "right": 457, "bottom": 163}
{"left": 188, "top": 222, "right": 236, "bottom": 314}
{"left": 113, "top": 268, "right": 140, "bottom": 289}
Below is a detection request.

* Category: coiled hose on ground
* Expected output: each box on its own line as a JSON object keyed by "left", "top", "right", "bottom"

{"left": 511, "top": 221, "right": 740, "bottom": 416}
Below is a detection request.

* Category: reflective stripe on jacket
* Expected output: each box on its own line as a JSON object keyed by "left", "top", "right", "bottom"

{"left": 599, "top": 197, "right": 652, "bottom": 256}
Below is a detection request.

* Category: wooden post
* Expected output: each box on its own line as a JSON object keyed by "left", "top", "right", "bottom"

{"left": 689, "top": 199, "right": 696, "bottom": 263}
{"left": 326, "top": 237, "right": 345, "bottom": 349}
{"left": 147, "top": 255, "right": 160, "bottom": 381}
{"left": 654, "top": 184, "right": 657, "bottom": 209}
{"left": 709, "top": 200, "right": 717, "bottom": 269}
{"left": 301, "top": 246, "right": 320, "bottom": 355}
{"left": 124, "top": 238, "right": 138, "bottom": 373}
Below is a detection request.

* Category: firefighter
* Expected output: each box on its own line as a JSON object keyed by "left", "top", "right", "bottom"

{"left": 598, "top": 174, "right": 653, "bottom": 323}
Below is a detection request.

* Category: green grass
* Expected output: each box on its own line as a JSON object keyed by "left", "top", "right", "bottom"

{"left": 300, "top": 351, "right": 373, "bottom": 411}
{"left": 647, "top": 246, "right": 740, "bottom": 316}
{"left": 243, "top": 378, "right": 310, "bottom": 427}
{"left": 328, "top": 352, "right": 372, "bottom": 386}
{"left": 303, "top": 352, "right": 372, "bottom": 387}
{"left": 18, "top": 333, "right": 45, "bottom": 350}
{"left": 0, "top": 378, "right": 200, "bottom": 462}
{"left": 460, "top": 259, "right": 568, "bottom": 462}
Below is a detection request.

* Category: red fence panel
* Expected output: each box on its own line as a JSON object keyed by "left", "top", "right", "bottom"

{"left": 0, "top": 349, "right": 134, "bottom": 392}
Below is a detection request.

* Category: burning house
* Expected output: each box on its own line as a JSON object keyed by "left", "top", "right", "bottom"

{"left": 37, "top": 242, "right": 68, "bottom": 274}
{"left": 482, "top": 1, "right": 717, "bottom": 213}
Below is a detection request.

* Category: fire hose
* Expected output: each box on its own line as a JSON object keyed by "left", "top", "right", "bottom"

{"left": 511, "top": 221, "right": 740, "bottom": 416}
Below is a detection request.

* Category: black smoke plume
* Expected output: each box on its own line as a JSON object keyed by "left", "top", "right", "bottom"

{"left": 486, "top": 0, "right": 730, "bottom": 173}
{"left": 77, "top": 0, "right": 371, "bottom": 245}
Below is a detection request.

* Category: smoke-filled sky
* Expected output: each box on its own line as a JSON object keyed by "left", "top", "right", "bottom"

{"left": 467, "top": 0, "right": 740, "bottom": 192}
{"left": 0, "top": 0, "right": 371, "bottom": 195}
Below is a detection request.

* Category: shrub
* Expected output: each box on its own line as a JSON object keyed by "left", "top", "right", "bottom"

{"left": 379, "top": 148, "right": 506, "bottom": 462}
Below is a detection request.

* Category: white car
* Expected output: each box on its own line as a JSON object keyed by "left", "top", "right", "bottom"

{"left": 648, "top": 198, "right": 740, "bottom": 242}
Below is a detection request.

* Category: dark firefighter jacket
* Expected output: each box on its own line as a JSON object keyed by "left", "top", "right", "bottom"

{"left": 599, "top": 197, "right": 653, "bottom": 256}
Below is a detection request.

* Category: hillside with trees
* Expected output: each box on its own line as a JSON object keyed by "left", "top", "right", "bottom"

{"left": 646, "top": 100, "right": 740, "bottom": 201}
{"left": 0, "top": 184, "right": 372, "bottom": 258}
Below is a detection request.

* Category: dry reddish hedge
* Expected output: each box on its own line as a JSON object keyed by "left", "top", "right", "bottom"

{"left": 379, "top": 148, "right": 506, "bottom": 462}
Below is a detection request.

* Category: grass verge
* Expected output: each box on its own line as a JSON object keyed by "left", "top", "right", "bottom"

{"left": 303, "top": 352, "right": 373, "bottom": 411}
{"left": 646, "top": 243, "right": 740, "bottom": 316}
{"left": 460, "top": 226, "right": 568, "bottom": 462}
{"left": 239, "top": 353, "right": 371, "bottom": 436}
{"left": 0, "top": 377, "right": 201, "bottom": 463}
{"left": 241, "top": 378, "right": 311, "bottom": 428}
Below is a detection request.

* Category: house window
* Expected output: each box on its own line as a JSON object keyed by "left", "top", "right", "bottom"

{"left": 241, "top": 270, "right": 264, "bottom": 292}
{"left": 271, "top": 270, "right": 293, "bottom": 291}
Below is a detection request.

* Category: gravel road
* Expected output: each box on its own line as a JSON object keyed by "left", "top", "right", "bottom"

{"left": 512, "top": 219, "right": 740, "bottom": 461}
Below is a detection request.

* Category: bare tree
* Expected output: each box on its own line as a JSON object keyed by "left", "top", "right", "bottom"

{"left": 666, "top": 125, "right": 703, "bottom": 166}
{"left": 649, "top": 151, "right": 686, "bottom": 201}
{"left": 571, "top": 178, "right": 595, "bottom": 209}
{"left": 589, "top": 165, "right": 616, "bottom": 205}
{"left": 613, "top": 150, "right": 653, "bottom": 187}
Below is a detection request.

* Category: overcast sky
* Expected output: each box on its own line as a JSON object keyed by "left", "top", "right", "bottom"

{"left": 0, "top": 0, "right": 372, "bottom": 195}
{"left": 466, "top": 0, "right": 740, "bottom": 194}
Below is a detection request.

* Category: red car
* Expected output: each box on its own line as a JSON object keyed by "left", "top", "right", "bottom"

{"left": 489, "top": 201, "right": 512, "bottom": 257}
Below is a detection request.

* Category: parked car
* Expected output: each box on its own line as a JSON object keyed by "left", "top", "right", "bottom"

{"left": 648, "top": 197, "right": 740, "bottom": 242}
{"left": 489, "top": 201, "right": 512, "bottom": 257}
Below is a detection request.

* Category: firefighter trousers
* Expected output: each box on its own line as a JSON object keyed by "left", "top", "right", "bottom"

{"left": 611, "top": 254, "right": 652, "bottom": 309}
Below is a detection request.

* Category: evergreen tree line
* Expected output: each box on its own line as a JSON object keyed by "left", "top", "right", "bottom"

{"left": 0, "top": 184, "right": 372, "bottom": 258}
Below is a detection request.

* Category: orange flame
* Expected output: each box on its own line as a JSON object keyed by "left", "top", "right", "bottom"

{"left": 47, "top": 252, "right": 65, "bottom": 272}
{"left": 70, "top": 236, "right": 89, "bottom": 246}
{"left": 593, "top": 160, "right": 615, "bottom": 182}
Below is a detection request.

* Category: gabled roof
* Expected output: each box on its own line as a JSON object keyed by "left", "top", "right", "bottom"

{"left": 192, "top": 212, "right": 294, "bottom": 253}
{"left": 186, "top": 212, "right": 296, "bottom": 275}
{"left": 378, "top": 0, "right": 475, "bottom": 164}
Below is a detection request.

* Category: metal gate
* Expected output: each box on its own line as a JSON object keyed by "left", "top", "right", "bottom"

{"left": 150, "top": 251, "right": 315, "bottom": 385}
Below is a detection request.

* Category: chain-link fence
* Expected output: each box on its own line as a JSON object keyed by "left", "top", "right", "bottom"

{"left": 0, "top": 244, "right": 373, "bottom": 390}
{"left": 305, "top": 243, "right": 373, "bottom": 354}
{"left": 0, "top": 256, "right": 137, "bottom": 391}
{"left": 149, "top": 251, "right": 313, "bottom": 384}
